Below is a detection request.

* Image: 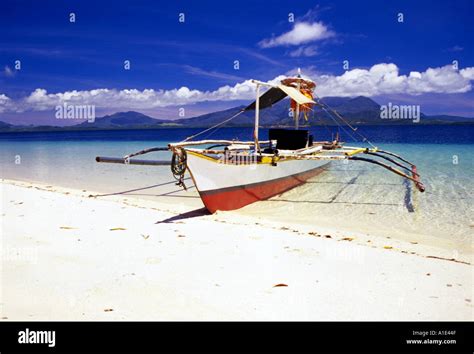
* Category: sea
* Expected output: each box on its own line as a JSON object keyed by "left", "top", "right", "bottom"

{"left": 1, "top": 125, "right": 473, "bottom": 255}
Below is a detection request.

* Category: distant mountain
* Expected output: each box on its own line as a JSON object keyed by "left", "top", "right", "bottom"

{"left": 419, "top": 114, "right": 474, "bottom": 123}
{"left": 177, "top": 103, "right": 290, "bottom": 127}
{"left": 175, "top": 96, "right": 385, "bottom": 127}
{"left": 178, "top": 106, "right": 250, "bottom": 127}
{"left": 288, "top": 96, "right": 380, "bottom": 125}
{"left": 75, "top": 111, "right": 170, "bottom": 128}
{"left": 0, "top": 121, "right": 12, "bottom": 129}
{"left": 0, "top": 96, "right": 472, "bottom": 132}
{"left": 326, "top": 96, "right": 380, "bottom": 113}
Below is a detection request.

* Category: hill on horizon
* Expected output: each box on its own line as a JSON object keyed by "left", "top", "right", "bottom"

{"left": 0, "top": 96, "right": 472, "bottom": 132}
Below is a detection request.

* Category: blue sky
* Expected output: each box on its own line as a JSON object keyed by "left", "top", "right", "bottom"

{"left": 0, "top": 0, "right": 473, "bottom": 125}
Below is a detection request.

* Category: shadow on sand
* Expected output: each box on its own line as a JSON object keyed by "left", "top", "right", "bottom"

{"left": 155, "top": 207, "right": 210, "bottom": 224}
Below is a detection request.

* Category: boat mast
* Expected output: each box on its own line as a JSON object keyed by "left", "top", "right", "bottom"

{"left": 295, "top": 68, "right": 301, "bottom": 130}
{"left": 254, "top": 83, "right": 261, "bottom": 153}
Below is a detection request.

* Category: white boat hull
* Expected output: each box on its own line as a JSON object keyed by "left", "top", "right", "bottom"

{"left": 185, "top": 151, "right": 329, "bottom": 212}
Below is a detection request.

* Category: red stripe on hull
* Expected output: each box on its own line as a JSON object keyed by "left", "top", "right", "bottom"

{"left": 199, "top": 166, "right": 326, "bottom": 213}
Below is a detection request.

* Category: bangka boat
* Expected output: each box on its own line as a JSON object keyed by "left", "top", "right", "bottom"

{"left": 96, "top": 72, "right": 425, "bottom": 213}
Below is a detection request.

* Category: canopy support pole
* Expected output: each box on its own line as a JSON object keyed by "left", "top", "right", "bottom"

{"left": 295, "top": 80, "right": 300, "bottom": 130}
{"left": 254, "top": 83, "right": 261, "bottom": 153}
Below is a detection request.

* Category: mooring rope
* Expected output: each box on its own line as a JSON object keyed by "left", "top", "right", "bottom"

{"left": 312, "top": 96, "right": 377, "bottom": 149}
{"left": 317, "top": 105, "right": 360, "bottom": 143}
{"left": 171, "top": 148, "right": 188, "bottom": 190}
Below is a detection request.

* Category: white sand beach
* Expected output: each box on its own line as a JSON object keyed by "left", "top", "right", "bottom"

{"left": 1, "top": 178, "right": 472, "bottom": 321}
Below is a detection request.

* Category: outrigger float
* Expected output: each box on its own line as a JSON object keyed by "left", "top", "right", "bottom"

{"left": 96, "top": 72, "right": 425, "bottom": 213}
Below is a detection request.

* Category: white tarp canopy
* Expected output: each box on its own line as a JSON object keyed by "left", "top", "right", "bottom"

{"left": 277, "top": 84, "right": 315, "bottom": 105}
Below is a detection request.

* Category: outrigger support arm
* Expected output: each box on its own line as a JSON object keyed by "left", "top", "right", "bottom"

{"left": 349, "top": 156, "right": 425, "bottom": 192}
{"left": 376, "top": 149, "right": 416, "bottom": 167}
{"left": 343, "top": 146, "right": 424, "bottom": 191}
{"left": 364, "top": 151, "right": 419, "bottom": 177}
{"left": 123, "top": 147, "right": 169, "bottom": 160}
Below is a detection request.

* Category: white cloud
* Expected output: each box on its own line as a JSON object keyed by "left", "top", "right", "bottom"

{"left": 460, "top": 67, "right": 474, "bottom": 80}
{"left": 259, "top": 22, "right": 334, "bottom": 48}
{"left": 314, "top": 64, "right": 474, "bottom": 97}
{"left": 1, "top": 64, "right": 473, "bottom": 113}
{"left": 0, "top": 81, "right": 262, "bottom": 113}
{"left": 289, "top": 45, "right": 319, "bottom": 57}
{"left": 0, "top": 94, "right": 12, "bottom": 113}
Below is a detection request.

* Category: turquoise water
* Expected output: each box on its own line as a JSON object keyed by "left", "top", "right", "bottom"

{"left": 1, "top": 126, "right": 473, "bottom": 254}
{"left": 246, "top": 142, "right": 474, "bottom": 252}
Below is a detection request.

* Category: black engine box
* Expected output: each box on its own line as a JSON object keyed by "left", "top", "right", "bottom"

{"left": 268, "top": 129, "right": 309, "bottom": 150}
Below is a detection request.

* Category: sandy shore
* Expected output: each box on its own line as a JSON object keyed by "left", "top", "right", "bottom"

{"left": 1, "top": 179, "right": 472, "bottom": 320}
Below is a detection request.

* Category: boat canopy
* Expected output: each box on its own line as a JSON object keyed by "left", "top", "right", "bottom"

{"left": 244, "top": 84, "right": 315, "bottom": 111}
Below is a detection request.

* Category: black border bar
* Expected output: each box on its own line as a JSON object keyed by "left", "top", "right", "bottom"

{"left": 0, "top": 321, "right": 472, "bottom": 353}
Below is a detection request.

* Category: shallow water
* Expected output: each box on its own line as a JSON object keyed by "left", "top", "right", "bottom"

{"left": 245, "top": 143, "right": 474, "bottom": 254}
{"left": 1, "top": 126, "right": 473, "bottom": 254}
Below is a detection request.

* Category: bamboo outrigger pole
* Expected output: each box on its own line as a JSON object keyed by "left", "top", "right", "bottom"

{"left": 95, "top": 156, "right": 170, "bottom": 166}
